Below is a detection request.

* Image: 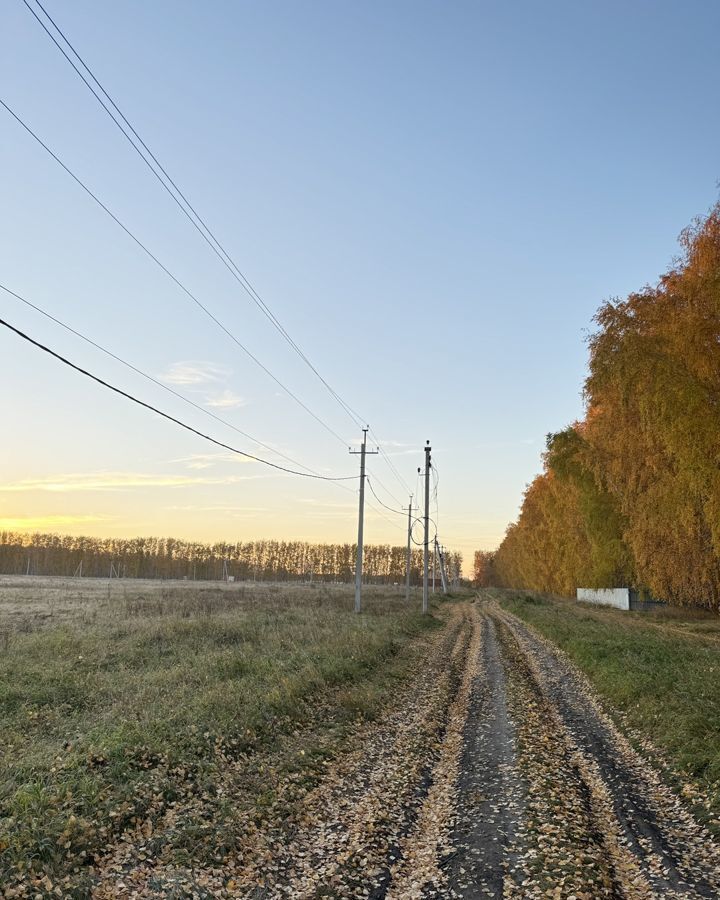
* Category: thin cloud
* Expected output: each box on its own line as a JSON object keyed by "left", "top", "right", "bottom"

{"left": 0, "top": 514, "right": 112, "bottom": 529}
{"left": 168, "top": 453, "right": 254, "bottom": 469}
{"left": 205, "top": 390, "right": 246, "bottom": 410}
{"left": 379, "top": 447, "right": 422, "bottom": 458}
{"left": 0, "top": 471, "right": 270, "bottom": 493}
{"left": 165, "top": 504, "right": 269, "bottom": 513}
{"left": 158, "top": 361, "right": 230, "bottom": 386}
{"left": 296, "top": 498, "right": 357, "bottom": 510}
{"left": 373, "top": 439, "right": 414, "bottom": 449}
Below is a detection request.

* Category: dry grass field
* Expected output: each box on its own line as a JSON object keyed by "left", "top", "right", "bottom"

{"left": 6, "top": 580, "right": 720, "bottom": 897}
{"left": 0, "top": 575, "right": 446, "bottom": 896}
{"left": 0, "top": 575, "right": 391, "bottom": 631}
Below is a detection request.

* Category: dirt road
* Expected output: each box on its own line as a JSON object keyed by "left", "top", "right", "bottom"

{"left": 92, "top": 598, "right": 720, "bottom": 898}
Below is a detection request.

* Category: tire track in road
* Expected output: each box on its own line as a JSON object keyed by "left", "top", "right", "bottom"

{"left": 240, "top": 604, "right": 473, "bottom": 899}
{"left": 490, "top": 602, "right": 720, "bottom": 899}
{"left": 383, "top": 602, "right": 483, "bottom": 899}
{"left": 492, "top": 610, "right": 647, "bottom": 899}
{"left": 441, "top": 613, "right": 527, "bottom": 898}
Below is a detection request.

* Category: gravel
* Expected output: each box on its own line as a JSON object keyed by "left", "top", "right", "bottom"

{"left": 59, "top": 597, "right": 720, "bottom": 899}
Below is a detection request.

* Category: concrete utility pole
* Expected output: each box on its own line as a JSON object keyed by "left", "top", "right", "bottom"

{"left": 423, "top": 440, "right": 431, "bottom": 615}
{"left": 405, "top": 495, "right": 413, "bottom": 602}
{"left": 436, "top": 538, "right": 449, "bottom": 594}
{"left": 350, "top": 428, "right": 378, "bottom": 613}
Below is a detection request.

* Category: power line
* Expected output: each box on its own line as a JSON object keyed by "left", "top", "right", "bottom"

{"left": 0, "top": 97, "right": 350, "bottom": 448}
{"left": 0, "top": 317, "right": 357, "bottom": 482}
{"left": 3, "top": 98, "right": 414, "bottom": 505}
{"left": 370, "top": 433, "right": 414, "bottom": 495}
{"left": 364, "top": 498, "right": 406, "bottom": 532}
{"left": 22, "top": 0, "right": 366, "bottom": 433}
{"left": 410, "top": 515, "right": 437, "bottom": 546}
{"left": 367, "top": 470, "right": 404, "bottom": 508}
{"left": 366, "top": 477, "right": 406, "bottom": 516}
{"left": 21, "top": 0, "right": 417, "bottom": 497}
{"left": 0, "top": 281, "right": 346, "bottom": 479}
{"left": 350, "top": 428, "right": 414, "bottom": 503}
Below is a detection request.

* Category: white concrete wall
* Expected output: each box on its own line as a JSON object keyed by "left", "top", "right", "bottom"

{"left": 576, "top": 587, "right": 630, "bottom": 611}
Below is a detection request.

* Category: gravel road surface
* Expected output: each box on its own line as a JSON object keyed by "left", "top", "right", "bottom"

{"left": 91, "top": 598, "right": 720, "bottom": 899}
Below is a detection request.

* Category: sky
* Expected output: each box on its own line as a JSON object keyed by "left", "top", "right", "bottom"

{"left": 2, "top": 0, "right": 720, "bottom": 572}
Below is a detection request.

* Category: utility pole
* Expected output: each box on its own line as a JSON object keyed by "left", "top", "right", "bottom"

{"left": 405, "top": 495, "right": 413, "bottom": 602}
{"left": 350, "top": 427, "right": 378, "bottom": 613}
{"left": 436, "top": 538, "right": 449, "bottom": 594}
{"left": 423, "top": 440, "right": 431, "bottom": 615}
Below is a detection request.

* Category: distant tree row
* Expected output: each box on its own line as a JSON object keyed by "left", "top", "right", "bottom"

{"left": 0, "top": 531, "right": 463, "bottom": 586}
{"left": 473, "top": 551, "right": 497, "bottom": 588}
{"left": 490, "top": 204, "right": 720, "bottom": 609}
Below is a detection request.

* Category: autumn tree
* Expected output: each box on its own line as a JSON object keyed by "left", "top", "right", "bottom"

{"left": 584, "top": 207, "right": 720, "bottom": 607}
{"left": 494, "top": 202, "right": 720, "bottom": 609}
{"left": 0, "top": 531, "right": 454, "bottom": 588}
{"left": 473, "top": 550, "right": 496, "bottom": 587}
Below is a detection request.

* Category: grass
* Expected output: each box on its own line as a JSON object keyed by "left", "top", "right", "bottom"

{"left": 495, "top": 588, "right": 720, "bottom": 830}
{"left": 0, "top": 577, "right": 444, "bottom": 891}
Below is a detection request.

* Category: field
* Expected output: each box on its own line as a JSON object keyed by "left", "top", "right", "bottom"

{"left": 0, "top": 576, "right": 448, "bottom": 896}
{"left": 4, "top": 579, "right": 720, "bottom": 898}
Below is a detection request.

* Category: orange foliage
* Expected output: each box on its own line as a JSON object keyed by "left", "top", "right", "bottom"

{"left": 493, "top": 202, "right": 720, "bottom": 609}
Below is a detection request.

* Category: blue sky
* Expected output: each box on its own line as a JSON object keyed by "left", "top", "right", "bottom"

{"left": 2, "top": 0, "right": 719, "bottom": 568}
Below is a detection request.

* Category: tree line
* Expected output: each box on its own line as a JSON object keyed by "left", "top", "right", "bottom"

{"left": 487, "top": 203, "right": 720, "bottom": 609}
{"left": 0, "top": 531, "right": 463, "bottom": 586}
